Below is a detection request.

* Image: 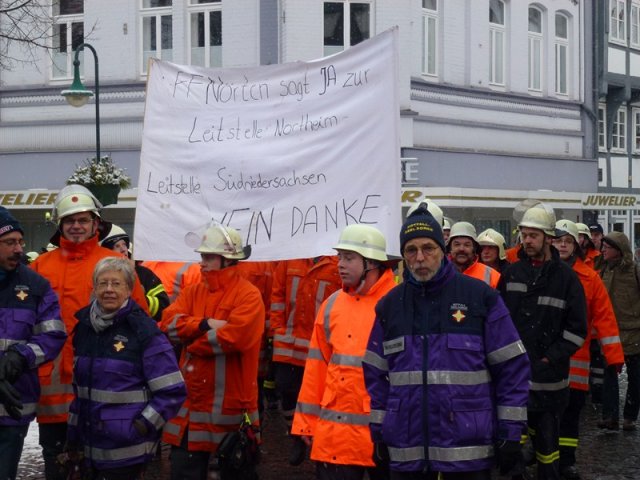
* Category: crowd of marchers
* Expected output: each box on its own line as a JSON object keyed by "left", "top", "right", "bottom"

{"left": 0, "top": 185, "right": 638, "bottom": 480}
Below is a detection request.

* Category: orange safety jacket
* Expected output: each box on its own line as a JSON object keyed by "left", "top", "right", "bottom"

{"left": 236, "top": 261, "right": 276, "bottom": 378}
{"left": 569, "top": 257, "right": 624, "bottom": 390}
{"left": 31, "top": 235, "right": 149, "bottom": 423}
{"left": 272, "top": 257, "right": 341, "bottom": 367}
{"left": 463, "top": 258, "right": 501, "bottom": 289}
{"left": 292, "top": 269, "right": 397, "bottom": 466}
{"left": 583, "top": 248, "right": 602, "bottom": 271}
{"left": 141, "top": 261, "right": 202, "bottom": 301}
{"left": 160, "top": 266, "right": 265, "bottom": 452}
{"left": 505, "top": 244, "right": 521, "bottom": 264}
{"left": 270, "top": 258, "right": 313, "bottom": 364}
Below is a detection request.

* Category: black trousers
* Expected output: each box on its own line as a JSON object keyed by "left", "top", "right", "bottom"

{"left": 274, "top": 362, "right": 304, "bottom": 427}
{"left": 39, "top": 422, "right": 68, "bottom": 480}
{"left": 389, "top": 469, "right": 490, "bottom": 480}
{"left": 316, "top": 461, "right": 389, "bottom": 480}
{"left": 558, "top": 389, "right": 586, "bottom": 469}
{"left": 92, "top": 463, "right": 146, "bottom": 480}
{"left": 528, "top": 410, "right": 561, "bottom": 480}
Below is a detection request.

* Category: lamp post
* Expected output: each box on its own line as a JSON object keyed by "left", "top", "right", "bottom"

{"left": 61, "top": 42, "right": 100, "bottom": 161}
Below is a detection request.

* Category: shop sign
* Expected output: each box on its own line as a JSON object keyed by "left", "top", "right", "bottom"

{"left": 0, "top": 191, "right": 58, "bottom": 208}
{"left": 581, "top": 194, "right": 638, "bottom": 208}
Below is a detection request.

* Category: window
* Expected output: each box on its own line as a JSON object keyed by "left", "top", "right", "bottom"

{"left": 632, "top": 1, "right": 640, "bottom": 47}
{"left": 528, "top": 7, "right": 543, "bottom": 92}
{"left": 324, "top": 1, "right": 371, "bottom": 56}
{"left": 610, "top": 0, "right": 626, "bottom": 43}
{"left": 612, "top": 107, "right": 627, "bottom": 152}
{"left": 555, "top": 13, "right": 569, "bottom": 95}
{"left": 489, "top": 0, "right": 505, "bottom": 86}
{"left": 141, "top": 0, "right": 173, "bottom": 74}
{"left": 188, "top": 0, "right": 222, "bottom": 67}
{"left": 633, "top": 108, "right": 640, "bottom": 152}
{"left": 421, "top": 0, "right": 438, "bottom": 76}
{"left": 52, "top": 0, "right": 84, "bottom": 79}
{"left": 598, "top": 105, "right": 606, "bottom": 151}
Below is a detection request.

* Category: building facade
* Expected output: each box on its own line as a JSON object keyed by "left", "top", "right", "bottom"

{"left": 2, "top": 0, "right": 631, "bottom": 253}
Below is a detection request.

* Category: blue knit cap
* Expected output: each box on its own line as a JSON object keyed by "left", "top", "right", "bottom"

{"left": 400, "top": 205, "right": 445, "bottom": 253}
{"left": 0, "top": 206, "right": 23, "bottom": 238}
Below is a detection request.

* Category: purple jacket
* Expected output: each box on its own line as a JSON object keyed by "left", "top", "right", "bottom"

{"left": 363, "top": 259, "right": 530, "bottom": 473}
{"left": 0, "top": 264, "right": 65, "bottom": 426}
{"left": 68, "top": 299, "right": 186, "bottom": 470}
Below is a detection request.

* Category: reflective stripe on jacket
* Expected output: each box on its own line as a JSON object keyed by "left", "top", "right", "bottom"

{"left": 292, "top": 269, "right": 396, "bottom": 466}
{"left": 270, "top": 259, "right": 314, "bottom": 366}
{"left": 0, "top": 265, "right": 66, "bottom": 426}
{"left": 31, "top": 235, "right": 150, "bottom": 423}
{"left": 160, "top": 266, "right": 265, "bottom": 452}
{"left": 568, "top": 258, "right": 623, "bottom": 390}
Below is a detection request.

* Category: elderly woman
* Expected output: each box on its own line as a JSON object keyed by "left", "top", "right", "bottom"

{"left": 67, "top": 257, "right": 186, "bottom": 479}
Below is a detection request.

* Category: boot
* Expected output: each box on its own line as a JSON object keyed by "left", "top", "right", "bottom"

{"left": 560, "top": 465, "right": 582, "bottom": 479}
{"left": 597, "top": 418, "right": 619, "bottom": 430}
{"left": 623, "top": 419, "right": 637, "bottom": 431}
{"left": 288, "top": 436, "right": 307, "bottom": 466}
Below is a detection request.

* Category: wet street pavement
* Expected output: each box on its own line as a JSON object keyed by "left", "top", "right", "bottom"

{"left": 16, "top": 397, "right": 639, "bottom": 479}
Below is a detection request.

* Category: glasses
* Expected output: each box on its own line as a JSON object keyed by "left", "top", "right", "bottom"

{"left": 552, "top": 238, "right": 575, "bottom": 246}
{"left": 404, "top": 244, "right": 440, "bottom": 258}
{"left": 95, "top": 280, "right": 127, "bottom": 290}
{"left": 61, "top": 217, "right": 93, "bottom": 227}
{"left": 0, "top": 238, "right": 26, "bottom": 248}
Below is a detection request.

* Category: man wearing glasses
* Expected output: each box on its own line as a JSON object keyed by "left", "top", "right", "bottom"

{"left": 363, "top": 204, "right": 530, "bottom": 479}
{"left": 30, "top": 185, "right": 149, "bottom": 480}
{"left": 0, "top": 206, "right": 66, "bottom": 480}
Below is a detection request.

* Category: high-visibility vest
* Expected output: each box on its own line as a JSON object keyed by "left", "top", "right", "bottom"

{"left": 31, "top": 235, "right": 149, "bottom": 423}
{"left": 270, "top": 259, "right": 313, "bottom": 365}
{"left": 292, "top": 269, "right": 397, "bottom": 466}
{"left": 463, "top": 258, "right": 501, "bottom": 289}
{"left": 160, "top": 266, "right": 265, "bottom": 452}
{"left": 141, "top": 261, "right": 202, "bottom": 301}
{"left": 569, "top": 257, "right": 624, "bottom": 390}
{"left": 272, "top": 257, "right": 341, "bottom": 367}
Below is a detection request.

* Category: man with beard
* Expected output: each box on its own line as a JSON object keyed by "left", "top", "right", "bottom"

{"left": 363, "top": 205, "right": 529, "bottom": 479}
{"left": 0, "top": 207, "right": 66, "bottom": 480}
{"left": 498, "top": 204, "right": 587, "bottom": 480}
{"left": 447, "top": 221, "right": 500, "bottom": 288}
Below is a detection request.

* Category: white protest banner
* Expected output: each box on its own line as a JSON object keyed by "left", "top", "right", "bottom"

{"left": 134, "top": 28, "right": 401, "bottom": 262}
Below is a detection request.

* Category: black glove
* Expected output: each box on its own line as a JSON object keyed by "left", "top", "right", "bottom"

{"left": 0, "top": 379, "right": 23, "bottom": 420}
{"left": 133, "top": 418, "right": 150, "bottom": 436}
{"left": 372, "top": 442, "right": 390, "bottom": 467}
{"left": 0, "top": 349, "right": 28, "bottom": 384}
{"left": 496, "top": 439, "right": 522, "bottom": 476}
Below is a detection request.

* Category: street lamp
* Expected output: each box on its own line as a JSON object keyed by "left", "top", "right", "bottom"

{"left": 61, "top": 43, "right": 100, "bottom": 160}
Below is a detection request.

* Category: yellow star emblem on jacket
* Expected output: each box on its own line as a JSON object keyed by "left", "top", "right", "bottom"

{"left": 114, "top": 341, "right": 125, "bottom": 352}
{"left": 452, "top": 309, "right": 466, "bottom": 323}
{"left": 16, "top": 290, "right": 28, "bottom": 301}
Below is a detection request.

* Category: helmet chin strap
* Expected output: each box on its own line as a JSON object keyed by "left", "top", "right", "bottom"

{"left": 354, "top": 258, "right": 378, "bottom": 295}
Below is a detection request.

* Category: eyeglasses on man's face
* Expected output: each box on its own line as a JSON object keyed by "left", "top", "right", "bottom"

{"left": 61, "top": 217, "right": 94, "bottom": 227}
{"left": 404, "top": 244, "right": 439, "bottom": 258}
{"left": 0, "top": 238, "right": 26, "bottom": 248}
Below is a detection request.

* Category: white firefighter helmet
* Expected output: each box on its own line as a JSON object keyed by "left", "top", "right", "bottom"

{"left": 51, "top": 184, "right": 102, "bottom": 224}
{"left": 100, "top": 224, "right": 130, "bottom": 251}
{"left": 25, "top": 251, "right": 39, "bottom": 263}
{"left": 195, "top": 225, "right": 250, "bottom": 260}
{"left": 443, "top": 218, "right": 451, "bottom": 231}
{"left": 575, "top": 222, "right": 592, "bottom": 240}
{"left": 477, "top": 228, "right": 506, "bottom": 260}
{"left": 555, "top": 219, "right": 580, "bottom": 244}
{"left": 448, "top": 221, "right": 478, "bottom": 244}
{"left": 406, "top": 199, "right": 444, "bottom": 227}
{"left": 518, "top": 203, "right": 556, "bottom": 236}
{"left": 333, "top": 224, "right": 388, "bottom": 262}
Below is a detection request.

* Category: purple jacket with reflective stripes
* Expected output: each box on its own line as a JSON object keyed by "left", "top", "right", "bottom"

{"left": 68, "top": 300, "right": 186, "bottom": 469}
{"left": 0, "top": 264, "right": 65, "bottom": 425}
{"left": 363, "top": 259, "right": 530, "bottom": 473}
